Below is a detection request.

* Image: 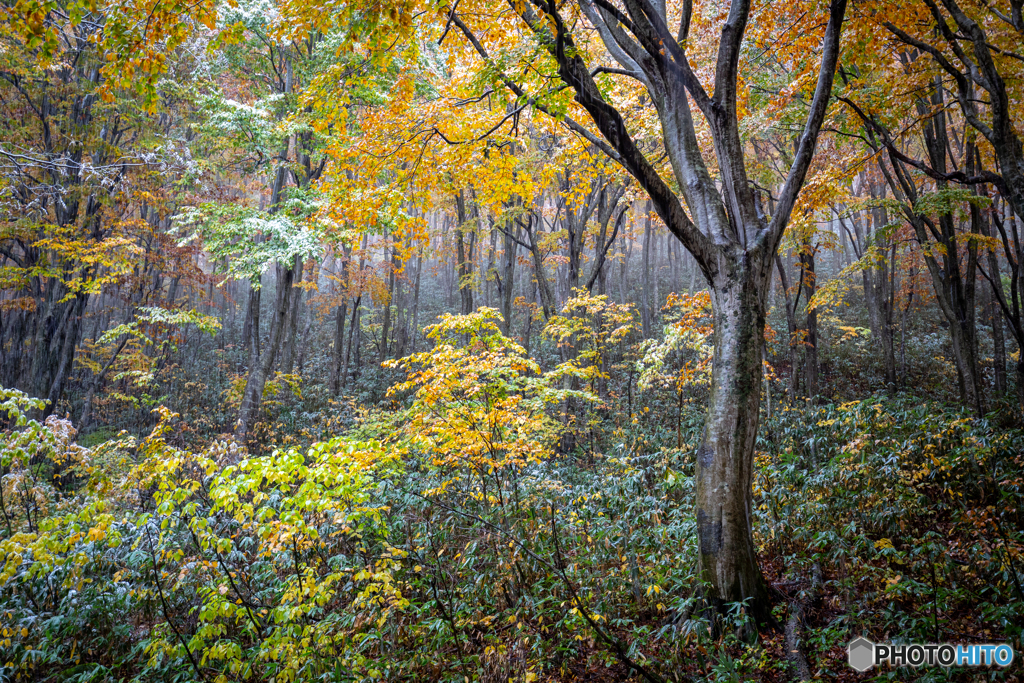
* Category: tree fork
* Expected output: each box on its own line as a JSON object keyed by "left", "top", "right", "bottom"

{"left": 454, "top": 0, "right": 848, "bottom": 626}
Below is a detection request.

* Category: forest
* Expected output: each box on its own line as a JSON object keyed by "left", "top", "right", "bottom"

{"left": 1, "top": 0, "right": 1023, "bottom": 680}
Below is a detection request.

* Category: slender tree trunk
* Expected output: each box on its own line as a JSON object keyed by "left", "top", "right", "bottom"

{"left": 921, "top": 97, "right": 983, "bottom": 413}
{"left": 352, "top": 300, "right": 362, "bottom": 381}
{"left": 235, "top": 264, "right": 295, "bottom": 442}
{"left": 341, "top": 296, "right": 361, "bottom": 389}
{"left": 900, "top": 273, "right": 914, "bottom": 388}
{"left": 652, "top": 223, "right": 660, "bottom": 319}
{"left": 800, "top": 237, "right": 819, "bottom": 398}
{"left": 295, "top": 309, "right": 313, "bottom": 374}
{"left": 523, "top": 280, "right": 537, "bottom": 357}
{"left": 296, "top": 261, "right": 319, "bottom": 374}
{"left": 992, "top": 289, "right": 1007, "bottom": 396}
{"left": 774, "top": 254, "right": 801, "bottom": 400}
{"left": 985, "top": 199, "right": 1024, "bottom": 413}
{"left": 669, "top": 233, "right": 678, "bottom": 292}
{"left": 79, "top": 335, "right": 130, "bottom": 432}
{"left": 947, "top": 309, "right": 983, "bottom": 413}
{"left": 394, "top": 242, "right": 408, "bottom": 359}
{"left": 410, "top": 249, "right": 423, "bottom": 352}
{"left": 235, "top": 160, "right": 290, "bottom": 422}
{"left": 1016, "top": 355, "right": 1024, "bottom": 414}
{"left": 525, "top": 213, "right": 557, "bottom": 320}
{"left": 848, "top": 200, "right": 897, "bottom": 387}
{"left": 455, "top": 191, "right": 475, "bottom": 315}
{"left": 486, "top": 220, "right": 498, "bottom": 307}
{"left": 243, "top": 280, "right": 260, "bottom": 368}
{"left": 874, "top": 129, "right": 983, "bottom": 412}
{"left": 595, "top": 208, "right": 610, "bottom": 296}
{"left": 871, "top": 200, "right": 898, "bottom": 388}
{"left": 498, "top": 222, "right": 518, "bottom": 334}
{"left": 620, "top": 239, "right": 630, "bottom": 305}
{"left": 641, "top": 202, "right": 653, "bottom": 337}
{"left": 379, "top": 243, "right": 396, "bottom": 365}
{"left": 342, "top": 236, "right": 368, "bottom": 388}
{"left": 330, "top": 302, "right": 347, "bottom": 396}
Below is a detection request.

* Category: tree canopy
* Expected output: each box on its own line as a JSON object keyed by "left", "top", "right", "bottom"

{"left": 1, "top": 0, "right": 1023, "bottom": 680}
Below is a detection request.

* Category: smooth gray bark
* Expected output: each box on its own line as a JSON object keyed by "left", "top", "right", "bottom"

{"left": 454, "top": 0, "right": 847, "bottom": 622}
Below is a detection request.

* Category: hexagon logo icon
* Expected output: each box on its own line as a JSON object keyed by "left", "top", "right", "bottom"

{"left": 848, "top": 637, "right": 875, "bottom": 672}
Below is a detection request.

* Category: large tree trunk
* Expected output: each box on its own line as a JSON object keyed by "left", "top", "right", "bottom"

{"left": 491, "top": 0, "right": 847, "bottom": 627}
{"left": 872, "top": 118, "right": 983, "bottom": 413}
{"left": 921, "top": 94, "right": 983, "bottom": 413}
{"left": 243, "top": 280, "right": 261, "bottom": 367}
{"left": 1, "top": 309, "right": 25, "bottom": 389}
{"left": 26, "top": 279, "right": 87, "bottom": 419}
{"left": 497, "top": 221, "right": 518, "bottom": 334}
{"left": 280, "top": 255, "right": 305, "bottom": 374}
{"left": 845, "top": 199, "right": 897, "bottom": 387}
{"left": 696, "top": 260, "right": 771, "bottom": 624}
{"left": 44, "top": 293, "right": 87, "bottom": 417}
{"left": 867, "top": 199, "right": 898, "bottom": 388}
{"left": 29, "top": 283, "right": 68, "bottom": 398}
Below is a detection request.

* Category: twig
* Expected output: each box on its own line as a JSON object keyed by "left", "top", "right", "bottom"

{"left": 146, "top": 525, "right": 208, "bottom": 683}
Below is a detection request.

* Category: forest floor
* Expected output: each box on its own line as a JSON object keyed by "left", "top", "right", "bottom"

{"left": 1, "top": 391, "right": 1022, "bottom": 682}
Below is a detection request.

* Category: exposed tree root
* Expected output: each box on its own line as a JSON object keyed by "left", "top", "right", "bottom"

{"left": 786, "top": 563, "right": 822, "bottom": 682}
